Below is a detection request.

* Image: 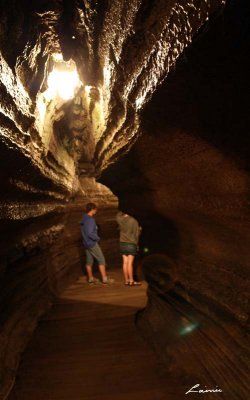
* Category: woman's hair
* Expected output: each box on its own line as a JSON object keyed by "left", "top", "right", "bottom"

{"left": 85, "top": 202, "right": 97, "bottom": 213}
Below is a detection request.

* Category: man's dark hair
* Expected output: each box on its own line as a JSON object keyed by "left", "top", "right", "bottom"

{"left": 85, "top": 202, "right": 97, "bottom": 213}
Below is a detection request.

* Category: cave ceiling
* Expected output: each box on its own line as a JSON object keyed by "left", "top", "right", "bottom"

{"left": 0, "top": 0, "right": 226, "bottom": 209}
{"left": 1, "top": 3, "right": 250, "bottom": 398}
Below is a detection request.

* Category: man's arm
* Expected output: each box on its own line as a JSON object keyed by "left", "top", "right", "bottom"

{"left": 86, "top": 218, "right": 100, "bottom": 241}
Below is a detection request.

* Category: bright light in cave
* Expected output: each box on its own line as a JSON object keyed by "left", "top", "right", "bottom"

{"left": 85, "top": 85, "right": 92, "bottom": 95}
{"left": 53, "top": 53, "right": 63, "bottom": 62}
{"left": 46, "top": 68, "right": 80, "bottom": 101}
{"left": 37, "top": 53, "right": 82, "bottom": 124}
{"left": 43, "top": 53, "right": 81, "bottom": 102}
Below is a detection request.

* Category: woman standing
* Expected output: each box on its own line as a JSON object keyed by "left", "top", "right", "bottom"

{"left": 116, "top": 211, "right": 142, "bottom": 286}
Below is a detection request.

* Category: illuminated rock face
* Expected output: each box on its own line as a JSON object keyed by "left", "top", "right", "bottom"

{"left": 0, "top": 0, "right": 244, "bottom": 398}
{"left": 0, "top": 0, "right": 226, "bottom": 205}
{"left": 101, "top": 3, "right": 250, "bottom": 397}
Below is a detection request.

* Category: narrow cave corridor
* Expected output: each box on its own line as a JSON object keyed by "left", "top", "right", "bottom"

{"left": 0, "top": 1, "right": 250, "bottom": 399}
{"left": 7, "top": 270, "right": 182, "bottom": 400}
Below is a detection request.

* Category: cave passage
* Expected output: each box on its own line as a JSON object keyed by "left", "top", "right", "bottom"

{"left": 7, "top": 270, "right": 186, "bottom": 400}
{"left": 0, "top": 0, "right": 250, "bottom": 399}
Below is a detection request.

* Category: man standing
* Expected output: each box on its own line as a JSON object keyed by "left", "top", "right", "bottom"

{"left": 80, "top": 202, "right": 114, "bottom": 284}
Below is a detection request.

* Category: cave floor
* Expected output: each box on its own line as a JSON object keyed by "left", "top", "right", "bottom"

{"left": 8, "top": 270, "right": 186, "bottom": 400}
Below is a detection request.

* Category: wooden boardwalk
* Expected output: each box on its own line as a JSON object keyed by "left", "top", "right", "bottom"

{"left": 8, "top": 271, "right": 185, "bottom": 400}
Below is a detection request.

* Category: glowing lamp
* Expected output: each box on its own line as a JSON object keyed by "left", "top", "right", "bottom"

{"left": 47, "top": 69, "right": 80, "bottom": 101}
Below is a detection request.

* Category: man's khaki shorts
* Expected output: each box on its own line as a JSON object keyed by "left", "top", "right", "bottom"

{"left": 85, "top": 243, "right": 106, "bottom": 265}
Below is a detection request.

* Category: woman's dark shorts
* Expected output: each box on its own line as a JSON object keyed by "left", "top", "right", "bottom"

{"left": 120, "top": 242, "right": 137, "bottom": 256}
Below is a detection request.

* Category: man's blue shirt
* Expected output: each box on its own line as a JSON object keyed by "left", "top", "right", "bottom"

{"left": 80, "top": 214, "right": 100, "bottom": 249}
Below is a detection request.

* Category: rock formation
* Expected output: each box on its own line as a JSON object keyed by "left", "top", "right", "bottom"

{"left": 101, "top": 2, "right": 250, "bottom": 398}
{"left": 1, "top": 0, "right": 249, "bottom": 399}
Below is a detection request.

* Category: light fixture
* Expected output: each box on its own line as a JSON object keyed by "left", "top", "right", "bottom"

{"left": 36, "top": 53, "right": 82, "bottom": 124}
{"left": 45, "top": 53, "right": 81, "bottom": 101}
{"left": 46, "top": 69, "right": 80, "bottom": 101}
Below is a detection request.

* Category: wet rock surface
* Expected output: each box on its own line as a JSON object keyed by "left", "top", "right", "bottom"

{"left": 0, "top": 0, "right": 248, "bottom": 399}
{"left": 101, "top": 2, "right": 250, "bottom": 398}
{"left": 0, "top": 182, "right": 119, "bottom": 399}
{"left": 136, "top": 255, "right": 249, "bottom": 400}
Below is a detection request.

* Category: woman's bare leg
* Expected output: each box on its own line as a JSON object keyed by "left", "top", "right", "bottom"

{"left": 127, "top": 255, "right": 135, "bottom": 283}
{"left": 122, "top": 255, "right": 129, "bottom": 283}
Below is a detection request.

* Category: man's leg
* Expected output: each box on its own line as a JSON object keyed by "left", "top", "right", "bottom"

{"left": 85, "top": 249, "right": 94, "bottom": 281}
{"left": 98, "top": 264, "right": 107, "bottom": 281}
{"left": 86, "top": 265, "right": 93, "bottom": 279}
{"left": 91, "top": 244, "right": 106, "bottom": 279}
{"left": 99, "top": 264, "right": 114, "bottom": 283}
{"left": 90, "top": 244, "right": 114, "bottom": 284}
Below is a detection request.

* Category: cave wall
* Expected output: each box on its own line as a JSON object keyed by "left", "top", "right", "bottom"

{"left": 0, "top": 178, "right": 118, "bottom": 399}
{"left": 0, "top": 0, "right": 226, "bottom": 182}
{"left": 0, "top": 0, "right": 228, "bottom": 398}
{"left": 101, "top": 2, "right": 250, "bottom": 398}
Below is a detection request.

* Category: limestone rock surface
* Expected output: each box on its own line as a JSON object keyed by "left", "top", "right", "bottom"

{"left": 2, "top": 0, "right": 246, "bottom": 399}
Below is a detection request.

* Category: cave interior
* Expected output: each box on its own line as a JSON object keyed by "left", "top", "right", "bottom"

{"left": 0, "top": 0, "right": 249, "bottom": 399}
